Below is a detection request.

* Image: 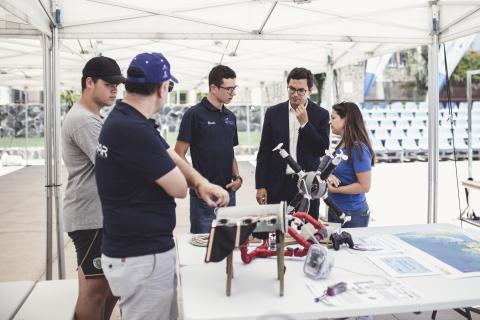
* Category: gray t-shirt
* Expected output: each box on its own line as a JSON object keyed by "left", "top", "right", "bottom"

{"left": 62, "top": 103, "right": 103, "bottom": 232}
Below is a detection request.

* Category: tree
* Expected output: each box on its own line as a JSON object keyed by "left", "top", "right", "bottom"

{"left": 404, "top": 46, "right": 428, "bottom": 97}
{"left": 60, "top": 90, "right": 80, "bottom": 112}
{"left": 450, "top": 51, "right": 480, "bottom": 84}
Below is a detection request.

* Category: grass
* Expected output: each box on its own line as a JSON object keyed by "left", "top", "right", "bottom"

{"left": 0, "top": 137, "right": 45, "bottom": 148}
{"left": 164, "top": 131, "right": 262, "bottom": 147}
{"left": 0, "top": 132, "right": 262, "bottom": 149}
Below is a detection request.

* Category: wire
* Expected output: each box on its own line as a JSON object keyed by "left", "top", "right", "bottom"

{"left": 442, "top": 44, "right": 463, "bottom": 219}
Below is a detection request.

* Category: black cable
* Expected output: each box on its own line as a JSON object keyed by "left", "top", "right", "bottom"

{"left": 442, "top": 44, "right": 463, "bottom": 220}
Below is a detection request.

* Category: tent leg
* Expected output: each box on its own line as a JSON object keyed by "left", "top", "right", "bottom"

{"left": 427, "top": 1, "right": 440, "bottom": 224}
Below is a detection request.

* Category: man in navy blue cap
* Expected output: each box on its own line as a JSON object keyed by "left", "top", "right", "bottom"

{"left": 95, "top": 52, "right": 229, "bottom": 320}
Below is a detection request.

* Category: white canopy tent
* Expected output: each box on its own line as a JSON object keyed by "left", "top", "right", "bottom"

{"left": 1, "top": 0, "right": 479, "bottom": 279}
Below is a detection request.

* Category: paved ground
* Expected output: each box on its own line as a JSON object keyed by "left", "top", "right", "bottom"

{"left": 0, "top": 159, "right": 479, "bottom": 319}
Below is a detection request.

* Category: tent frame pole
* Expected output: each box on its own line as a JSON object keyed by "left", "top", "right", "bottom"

{"left": 427, "top": 1, "right": 440, "bottom": 224}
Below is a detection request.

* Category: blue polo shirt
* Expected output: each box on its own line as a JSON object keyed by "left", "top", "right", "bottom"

{"left": 329, "top": 142, "right": 372, "bottom": 212}
{"left": 177, "top": 97, "right": 238, "bottom": 194}
{"left": 96, "top": 101, "right": 177, "bottom": 258}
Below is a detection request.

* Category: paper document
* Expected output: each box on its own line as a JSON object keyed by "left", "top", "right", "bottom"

{"left": 369, "top": 255, "right": 443, "bottom": 278}
{"left": 349, "top": 235, "right": 404, "bottom": 254}
{"left": 307, "top": 279, "right": 421, "bottom": 306}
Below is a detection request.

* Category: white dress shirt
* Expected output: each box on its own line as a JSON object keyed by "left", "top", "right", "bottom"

{"left": 286, "top": 100, "right": 308, "bottom": 174}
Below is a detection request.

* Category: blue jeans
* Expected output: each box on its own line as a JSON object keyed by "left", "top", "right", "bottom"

{"left": 328, "top": 205, "right": 370, "bottom": 228}
{"left": 190, "top": 189, "right": 236, "bottom": 234}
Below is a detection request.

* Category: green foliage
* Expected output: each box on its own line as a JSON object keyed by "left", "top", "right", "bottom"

{"left": 60, "top": 90, "right": 80, "bottom": 112}
{"left": 404, "top": 46, "right": 428, "bottom": 95}
{"left": 450, "top": 52, "right": 480, "bottom": 83}
{"left": 196, "top": 91, "right": 208, "bottom": 101}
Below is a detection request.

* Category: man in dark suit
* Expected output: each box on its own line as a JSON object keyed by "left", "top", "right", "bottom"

{"left": 255, "top": 67, "right": 330, "bottom": 219}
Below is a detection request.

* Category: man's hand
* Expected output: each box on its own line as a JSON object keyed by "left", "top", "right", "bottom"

{"left": 226, "top": 178, "right": 242, "bottom": 192}
{"left": 256, "top": 188, "right": 268, "bottom": 204}
{"left": 196, "top": 182, "right": 230, "bottom": 207}
{"left": 294, "top": 103, "right": 308, "bottom": 126}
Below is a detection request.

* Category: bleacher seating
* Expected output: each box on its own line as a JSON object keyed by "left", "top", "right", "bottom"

{"left": 404, "top": 102, "right": 418, "bottom": 111}
{"left": 373, "top": 127, "right": 390, "bottom": 140}
{"left": 361, "top": 100, "right": 480, "bottom": 162}
{"left": 415, "top": 110, "right": 428, "bottom": 119}
{"left": 364, "top": 119, "right": 379, "bottom": 129}
{"left": 384, "top": 138, "right": 403, "bottom": 161}
{"left": 379, "top": 119, "right": 395, "bottom": 129}
{"left": 384, "top": 109, "right": 399, "bottom": 119}
{"left": 439, "top": 136, "right": 453, "bottom": 157}
{"left": 406, "top": 128, "right": 423, "bottom": 139}
{"left": 401, "top": 111, "right": 415, "bottom": 120}
{"left": 371, "top": 137, "right": 386, "bottom": 159}
{"left": 395, "top": 118, "right": 410, "bottom": 129}
{"left": 390, "top": 127, "right": 406, "bottom": 139}
{"left": 402, "top": 137, "right": 420, "bottom": 160}
{"left": 410, "top": 118, "right": 426, "bottom": 128}
{"left": 391, "top": 102, "right": 404, "bottom": 111}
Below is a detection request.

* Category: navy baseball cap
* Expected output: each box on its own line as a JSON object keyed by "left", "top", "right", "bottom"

{"left": 127, "top": 52, "right": 178, "bottom": 84}
{"left": 82, "top": 56, "right": 126, "bottom": 84}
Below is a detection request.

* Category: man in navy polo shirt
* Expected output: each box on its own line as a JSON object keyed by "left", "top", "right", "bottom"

{"left": 96, "top": 52, "right": 229, "bottom": 320}
{"left": 175, "top": 65, "right": 242, "bottom": 234}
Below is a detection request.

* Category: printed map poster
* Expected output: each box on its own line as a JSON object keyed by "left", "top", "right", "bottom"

{"left": 394, "top": 231, "right": 480, "bottom": 277}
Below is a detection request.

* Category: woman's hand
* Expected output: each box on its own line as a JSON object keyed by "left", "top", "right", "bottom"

{"left": 326, "top": 174, "right": 341, "bottom": 188}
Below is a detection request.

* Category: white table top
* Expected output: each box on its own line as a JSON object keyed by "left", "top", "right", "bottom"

{"left": 177, "top": 223, "right": 480, "bottom": 320}
{"left": 0, "top": 280, "right": 34, "bottom": 320}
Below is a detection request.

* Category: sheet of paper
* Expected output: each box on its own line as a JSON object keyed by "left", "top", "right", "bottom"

{"left": 348, "top": 235, "right": 405, "bottom": 255}
{"left": 306, "top": 278, "right": 421, "bottom": 306}
{"left": 369, "top": 255, "right": 444, "bottom": 278}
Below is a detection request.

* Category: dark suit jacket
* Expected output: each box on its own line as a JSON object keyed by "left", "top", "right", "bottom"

{"left": 255, "top": 100, "right": 330, "bottom": 201}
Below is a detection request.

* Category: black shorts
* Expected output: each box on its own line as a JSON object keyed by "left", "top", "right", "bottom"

{"left": 68, "top": 228, "right": 104, "bottom": 278}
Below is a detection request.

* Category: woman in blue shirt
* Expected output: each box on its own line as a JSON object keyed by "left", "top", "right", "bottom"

{"left": 327, "top": 102, "right": 376, "bottom": 228}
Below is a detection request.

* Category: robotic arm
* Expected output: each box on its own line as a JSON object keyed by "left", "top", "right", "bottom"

{"left": 273, "top": 143, "right": 351, "bottom": 225}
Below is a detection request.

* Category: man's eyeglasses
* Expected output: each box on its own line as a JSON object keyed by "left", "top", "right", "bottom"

{"left": 219, "top": 85, "right": 238, "bottom": 94}
{"left": 287, "top": 86, "right": 308, "bottom": 96}
{"left": 168, "top": 81, "right": 175, "bottom": 92}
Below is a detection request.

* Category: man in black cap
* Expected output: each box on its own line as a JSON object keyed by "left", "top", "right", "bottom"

{"left": 62, "top": 56, "right": 125, "bottom": 320}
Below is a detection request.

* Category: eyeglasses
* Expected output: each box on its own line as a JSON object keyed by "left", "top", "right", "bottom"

{"left": 287, "top": 86, "right": 308, "bottom": 96}
{"left": 168, "top": 81, "right": 174, "bottom": 92}
{"left": 218, "top": 85, "right": 238, "bottom": 94}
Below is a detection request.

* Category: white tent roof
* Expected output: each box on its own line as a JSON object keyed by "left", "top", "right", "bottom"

{"left": 1, "top": 0, "right": 480, "bottom": 90}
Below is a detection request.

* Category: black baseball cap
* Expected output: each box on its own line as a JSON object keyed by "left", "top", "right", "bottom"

{"left": 82, "top": 56, "right": 126, "bottom": 84}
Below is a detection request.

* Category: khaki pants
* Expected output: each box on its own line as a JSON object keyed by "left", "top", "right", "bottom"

{"left": 102, "top": 248, "right": 178, "bottom": 320}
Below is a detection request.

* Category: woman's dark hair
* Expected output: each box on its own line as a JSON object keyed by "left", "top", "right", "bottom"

{"left": 125, "top": 67, "right": 162, "bottom": 96}
{"left": 209, "top": 65, "right": 236, "bottom": 88}
{"left": 332, "top": 102, "right": 376, "bottom": 165}
{"left": 287, "top": 67, "right": 314, "bottom": 90}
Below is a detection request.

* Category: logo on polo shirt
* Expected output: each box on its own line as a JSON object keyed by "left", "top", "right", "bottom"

{"left": 207, "top": 121, "right": 216, "bottom": 125}
{"left": 224, "top": 117, "right": 235, "bottom": 126}
{"left": 96, "top": 143, "right": 109, "bottom": 158}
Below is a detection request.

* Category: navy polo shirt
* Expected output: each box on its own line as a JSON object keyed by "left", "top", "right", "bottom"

{"left": 177, "top": 97, "right": 238, "bottom": 193}
{"left": 95, "top": 101, "right": 177, "bottom": 258}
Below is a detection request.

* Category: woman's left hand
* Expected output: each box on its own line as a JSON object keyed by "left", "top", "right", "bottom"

{"left": 326, "top": 174, "right": 341, "bottom": 188}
